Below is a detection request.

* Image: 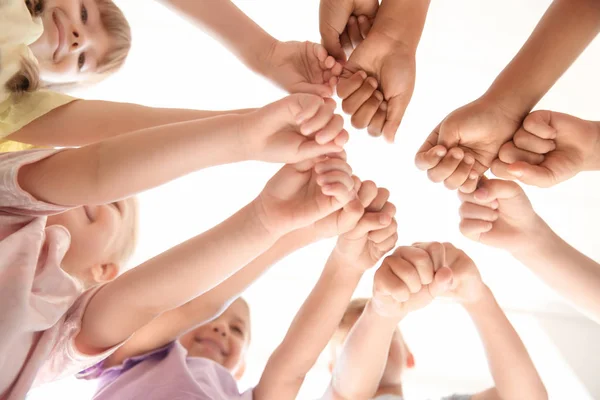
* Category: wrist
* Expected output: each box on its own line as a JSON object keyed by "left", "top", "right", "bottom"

{"left": 480, "top": 88, "right": 530, "bottom": 123}
{"left": 370, "top": 0, "right": 430, "bottom": 52}
{"left": 462, "top": 284, "right": 496, "bottom": 315}
{"left": 509, "top": 215, "right": 555, "bottom": 259}
{"left": 365, "top": 298, "right": 404, "bottom": 326}
{"left": 585, "top": 121, "right": 600, "bottom": 171}
{"left": 248, "top": 198, "right": 286, "bottom": 242}
{"left": 248, "top": 35, "right": 279, "bottom": 78}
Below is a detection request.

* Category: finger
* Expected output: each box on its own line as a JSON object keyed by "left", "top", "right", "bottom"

{"left": 374, "top": 263, "right": 411, "bottom": 303}
{"left": 314, "top": 158, "right": 353, "bottom": 176}
{"left": 357, "top": 180, "right": 378, "bottom": 208}
{"left": 392, "top": 246, "right": 434, "bottom": 285}
{"left": 379, "top": 201, "right": 397, "bottom": 219}
{"left": 459, "top": 202, "right": 498, "bottom": 222}
{"left": 296, "top": 140, "right": 344, "bottom": 161}
{"left": 367, "top": 187, "right": 390, "bottom": 212}
{"left": 387, "top": 257, "right": 423, "bottom": 294}
{"left": 374, "top": 232, "right": 399, "bottom": 254}
{"left": 321, "top": 182, "right": 355, "bottom": 205}
{"left": 427, "top": 147, "right": 465, "bottom": 183}
{"left": 506, "top": 161, "right": 558, "bottom": 188}
{"left": 357, "top": 15, "right": 372, "bottom": 38}
{"left": 319, "top": 2, "right": 351, "bottom": 61}
{"left": 337, "top": 70, "right": 368, "bottom": 99}
{"left": 347, "top": 16, "right": 362, "bottom": 48}
{"left": 314, "top": 114, "right": 344, "bottom": 145}
{"left": 428, "top": 266, "right": 454, "bottom": 297}
{"left": 351, "top": 90, "right": 384, "bottom": 129}
{"left": 413, "top": 242, "right": 445, "bottom": 271}
{"left": 340, "top": 29, "right": 353, "bottom": 58}
{"left": 443, "top": 155, "right": 475, "bottom": 190}
{"left": 522, "top": 110, "right": 557, "bottom": 140}
{"left": 498, "top": 141, "right": 545, "bottom": 165}
{"left": 300, "top": 98, "right": 337, "bottom": 136}
{"left": 473, "top": 178, "right": 525, "bottom": 202}
{"left": 367, "top": 105, "right": 387, "bottom": 137}
{"left": 330, "top": 61, "right": 343, "bottom": 78}
{"left": 513, "top": 129, "right": 556, "bottom": 154}
{"left": 383, "top": 94, "right": 411, "bottom": 143}
{"left": 457, "top": 174, "right": 480, "bottom": 194}
{"left": 368, "top": 218, "right": 398, "bottom": 243}
{"left": 348, "top": 212, "right": 394, "bottom": 238}
{"left": 342, "top": 77, "right": 378, "bottom": 115}
{"left": 291, "top": 82, "right": 335, "bottom": 98}
{"left": 313, "top": 42, "right": 333, "bottom": 68}
{"left": 459, "top": 219, "right": 493, "bottom": 241}
{"left": 338, "top": 198, "right": 365, "bottom": 232}
{"left": 317, "top": 170, "right": 356, "bottom": 192}
{"left": 491, "top": 158, "right": 519, "bottom": 181}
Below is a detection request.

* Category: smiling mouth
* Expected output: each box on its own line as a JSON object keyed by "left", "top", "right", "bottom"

{"left": 194, "top": 338, "right": 227, "bottom": 357}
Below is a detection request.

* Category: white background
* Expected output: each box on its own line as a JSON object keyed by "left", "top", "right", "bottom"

{"left": 29, "top": 0, "right": 600, "bottom": 399}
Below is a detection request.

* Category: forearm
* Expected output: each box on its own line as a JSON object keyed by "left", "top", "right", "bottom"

{"left": 8, "top": 99, "right": 254, "bottom": 148}
{"left": 485, "top": 0, "right": 600, "bottom": 117}
{"left": 18, "top": 114, "right": 245, "bottom": 206}
{"left": 163, "top": 0, "right": 276, "bottom": 73}
{"left": 255, "top": 252, "right": 364, "bottom": 400}
{"left": 330, "top": 300, "right": 399, "bottom": 400}
{"left": 78, "top": 202, "right": 278, "bottom": 353}
{"left": 371, "top": 0, "right": 431, "bottom": 51}
{"left": 464, "top": 286, "right": 547, "bottom": 400}
{"left": 513, "top": 220, "right": 600, "bottom": 323}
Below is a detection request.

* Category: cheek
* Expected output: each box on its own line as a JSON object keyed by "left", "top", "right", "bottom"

{"left": 39, "top": 58, "right": 80, "bottom": 84}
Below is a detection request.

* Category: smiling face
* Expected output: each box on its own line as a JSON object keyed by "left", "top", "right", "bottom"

{"left": 28, "top": 0, "right": 126, "bottom": 85}
{"left": 179, "top": 299, "right": 251, "bottom": 379}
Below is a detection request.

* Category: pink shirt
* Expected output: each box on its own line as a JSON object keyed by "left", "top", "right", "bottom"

{"left": 0, "top": 150, "right": 121, "bottom": 400}
{"left": 80, "top": 341, "right": 254, "bottom": 400}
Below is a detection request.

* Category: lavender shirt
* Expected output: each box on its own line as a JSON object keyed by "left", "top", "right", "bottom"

{"left": 79, "top": 341, "right": 253, "bottom": 400}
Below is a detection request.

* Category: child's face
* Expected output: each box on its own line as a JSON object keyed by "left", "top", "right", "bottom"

{"left": 29, "top": 0, "right": 111, "bottom": 84}
{"left": 179, "top": 299, "right": 251, "bottom": 379}
{"left": 46, "top": 199, "right": 134, "bottom": 285}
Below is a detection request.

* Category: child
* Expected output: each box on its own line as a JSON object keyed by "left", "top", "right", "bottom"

{"left": 415, "top": 0, "right": 600, "bottom": 193}
{"left": 490, "top": 110, "right": 600, "bottom": 187}
{"left": 0, "top": 93, "right": 349, "bottom": 399}
{"left": 1, "top": 0, "right": 343, "bottom": 153}
{"left": 458, "top": 178, "right": 600, "bottom": 323}
{"left": 326, "top": 242, "right": 547, "bottom": 400}
{"left": 78, "top": 178, "right": 398, "bottom": 399}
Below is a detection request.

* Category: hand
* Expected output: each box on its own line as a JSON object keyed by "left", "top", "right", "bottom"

{"left": 371, "top": 243, "right": 454, "bottom": 318}
{"left": 262, "top": 41, "right": 343, "bottom": 97}
{"left": 337, "top": 31, "right": 416, "bottom": 142}
{"left": 458, "top": 178, "right": 544, "bottom": 254}
{"left": 491, "top": 110, "right": 600, "bottom": 187}
{"left": 255, "top": 153, "right": 356, "bottom": 236}
{"left": 242, "top": 94, "right": 349, "bottom": 163}
{"left": 319, "top": 0, "right": 379, "bottom": 61}
{"left": 415, "top": 96, "right": 523, "bottom": 193}
{"left": 334, "top": 183, "right": 398, "bottom": 270}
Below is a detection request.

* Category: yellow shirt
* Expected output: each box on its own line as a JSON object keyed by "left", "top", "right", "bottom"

{"left": 0, "top": 0, "right": 76, "bottom": 152}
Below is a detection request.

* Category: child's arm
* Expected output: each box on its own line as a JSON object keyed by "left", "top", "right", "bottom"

{"left": 459, "top": 178, "right": 600, "bottom": 323}
{"left": 17, "top": 94, "right": 345, "bottom": 207}
{"left": 7, "top": 100, "right": 254, "bottom": 148}
{"left": 76, "top": 155, "right": 357, "bottom": 355}
{"left": 254, "top": 184, "right": 398, "bottom": 400}
{"left": 415, "top": 0, "right": 600, "bottom": 193}
{"left": 160, "top": 0, "right": 342, "bottom": 97}
{"left": 104, "top": 228, "right": 317, "bottom": 368}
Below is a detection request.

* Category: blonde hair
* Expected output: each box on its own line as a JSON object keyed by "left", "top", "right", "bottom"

{"left": 94, "top": 0, "right": 131, "bottom": 78}
{"left": 111, "top": 196, "right": 140, "bottom": 271}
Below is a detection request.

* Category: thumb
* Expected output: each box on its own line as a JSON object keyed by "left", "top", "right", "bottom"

{"left": 319, "top": 2, "right": 351, "bottom": 62}
{"left": 428, "top": 267, "right": 454, "bottom": 297}
{"left": 473, "top": 178, "right": 526, "bottom": 203}
{"left": 260, "top": 94, "right": 324, "bottom": 129}
{"left": 344, "top": 212, "right": 392, "bottom": 240}
{"left": 507, "top": 161, "right": 557, "bottom": 188}
{"left": 337, "top": 198, "right": 365, "bottom": 233}
{"left": 290, "top": 82, "right": 335, "bottom": 98}
{"left": 296, "top": 141, "right": 345, "bottom": 161}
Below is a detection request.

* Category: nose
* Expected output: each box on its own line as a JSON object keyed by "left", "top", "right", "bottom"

{"left": 70, "top": 29, "right": 87, "bottom": 51}
{"left": 212, "top": 322, "right": 228, "bottom": 338}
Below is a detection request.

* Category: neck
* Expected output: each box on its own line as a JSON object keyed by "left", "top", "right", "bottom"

{"left": 374, "top": 384, "right": 403, "bottom": 397}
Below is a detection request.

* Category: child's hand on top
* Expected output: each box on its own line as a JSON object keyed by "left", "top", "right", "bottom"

{"left": 371, "top": 243, "right": 454, "bottom": 319}
{"left": 254, "top": 152, "right": 356, "bottom": 237}
{"left": 491, "top": 110, "right": 600, "bottom": 187}
{"left": 261, "top": 41, "right": 343, "bottom": 98}
{"left": 458, "top": 178, "right": 545, "bottom": 255}
{"left": 242, "top": 94, "right": 349, "bottom": 163}
{"left": 415, "top": 96, "right": 523, "bottom": 193}
{"left": 333, "top": 182, "right": 398, "bottom": 270}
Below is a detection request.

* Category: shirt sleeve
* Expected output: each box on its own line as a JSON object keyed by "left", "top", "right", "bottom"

{"left": 0, "top": 149, "right": 70, "bottom": 216}
{"left": 32, "top": 286, "right": 128, "bottom": 387}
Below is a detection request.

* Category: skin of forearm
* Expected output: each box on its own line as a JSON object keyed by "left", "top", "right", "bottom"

{"left": 485, "top": 0, "right": 600, "bottom": 117}
{"left": 7, "top": 99, "right": 255, "bottom": 148}
{"left": 255, "top": 252, "right": 364, "bottom": 399}
{"left": 331, "top": 300, "right": 399, "bottom": 400}
{"left": 463, "top": 286, "right": 547, "bottom": 400}
{"left": 371, "top": 0, "right": 431, "bottom": 51}
{"left": 163, "top": 0, "right": 276, "bottom": 73}
{"left": 77, "top": 202, "right": 278, "bottom": 353}
{"left": 513, "top": 220, "right": 600, "bottom": 323}
{"left": 18, "top": 114, "right": 245, "bottom": 206}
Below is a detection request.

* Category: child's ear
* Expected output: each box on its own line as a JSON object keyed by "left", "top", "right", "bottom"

{"left": 91, "top": 263, "right": 119, "bottom": 284}
{"left": 406, "top": 351, "right": 415, "bottom": 369}
{"left": 234, "top": 360, "right": 247, "bottom": 380}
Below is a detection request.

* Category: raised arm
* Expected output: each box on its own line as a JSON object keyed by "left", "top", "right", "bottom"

{"left": 255, "top": 183, "right": 398, "bottom": 400}
{"left": 7, "top": 99, "right": 254, "bottom": 148}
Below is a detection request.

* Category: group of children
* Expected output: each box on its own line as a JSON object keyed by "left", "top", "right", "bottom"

{"left": 1, "top": 0, "right": 599, "bottom": 399}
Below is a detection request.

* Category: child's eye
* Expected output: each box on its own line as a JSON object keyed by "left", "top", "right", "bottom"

{"left": 80, "top": 4, "right": 88, "bottom": 23}
{"left": 231, "top": 326, "right": 243, "bottom": 335}
{"left": 78, "top": 53, "right": 86, "bottom": 70}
